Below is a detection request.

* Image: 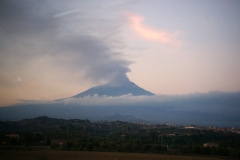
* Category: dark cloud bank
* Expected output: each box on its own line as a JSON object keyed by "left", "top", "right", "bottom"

{"left": 1, "top": 91, "right": 240, "bottom": 127}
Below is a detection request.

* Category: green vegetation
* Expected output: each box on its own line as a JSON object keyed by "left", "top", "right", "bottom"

{"left": 0, "top": 116, "right": 240, "bottom": 159}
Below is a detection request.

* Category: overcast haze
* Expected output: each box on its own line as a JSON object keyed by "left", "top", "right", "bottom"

{"left": 1, "top": 0, "right": 240, "bottom": 106}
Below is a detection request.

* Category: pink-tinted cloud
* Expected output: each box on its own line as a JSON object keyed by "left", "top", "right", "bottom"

{"left": 126, "top": 12, "right": 180, "bottom": 45}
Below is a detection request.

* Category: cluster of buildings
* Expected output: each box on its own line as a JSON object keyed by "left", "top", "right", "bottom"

{"left": 183, "top": 125, "right": 240, "bottom": 134}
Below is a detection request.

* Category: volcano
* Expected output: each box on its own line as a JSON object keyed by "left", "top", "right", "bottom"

{"left": 71, "top": 80, "right": 155, "bottom": 98}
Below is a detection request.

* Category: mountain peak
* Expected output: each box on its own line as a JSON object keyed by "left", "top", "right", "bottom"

{"left": 71, "top": 80, "right": 155, "bottom": 98}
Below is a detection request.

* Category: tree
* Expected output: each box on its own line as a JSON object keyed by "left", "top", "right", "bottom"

{"left": 86, "top": 142, "right": 93, "bottom": 151}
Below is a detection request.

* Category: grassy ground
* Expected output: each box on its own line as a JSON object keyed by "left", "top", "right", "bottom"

{"left": 0, "top": 150, "right": 227, "bottom": 160}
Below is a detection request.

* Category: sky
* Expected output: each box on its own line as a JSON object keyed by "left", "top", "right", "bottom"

{"left": 1, "top": 0, "right": 240, "bottom": 107}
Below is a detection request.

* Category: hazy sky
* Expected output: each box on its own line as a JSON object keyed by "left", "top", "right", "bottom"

{"left": 1, "top": 0, "right": 240, "bottom": 106}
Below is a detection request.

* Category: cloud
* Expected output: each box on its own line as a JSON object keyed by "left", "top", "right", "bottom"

{"left": 15, "top": 99, "right": 61, "bottom": 105}
{"left": 126, "top": 12, "right": 180, "bottom": 45}
{"left": 56, "top": 35, "right": 131, "bottom": 83}
{"left": 53, "top": 9, "right": 79, "bottom": 18}
{"left": 0, "top": 0, "right": 132, "bottom": 103}
{"left": 0, "top": 0, "right": 56, "bottom": 37}
{"left": 1, "top": 91, "right": 239, "bottom": 126}
{"left": 60, "top": 91, "right": 240, "bottom": 116}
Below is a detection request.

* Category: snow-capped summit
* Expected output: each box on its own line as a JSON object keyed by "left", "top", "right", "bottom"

{"left": 71, "top": 79, "right": 155, "bottom": 98}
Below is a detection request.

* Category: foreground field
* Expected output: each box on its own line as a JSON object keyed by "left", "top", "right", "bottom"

{"left": 0, "top": 150, "right": 225, "bottom": 160}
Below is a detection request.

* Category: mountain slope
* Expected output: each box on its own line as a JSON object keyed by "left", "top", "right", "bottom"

{"left": 71, "top": 81, "right": 155, "bottom": 98}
